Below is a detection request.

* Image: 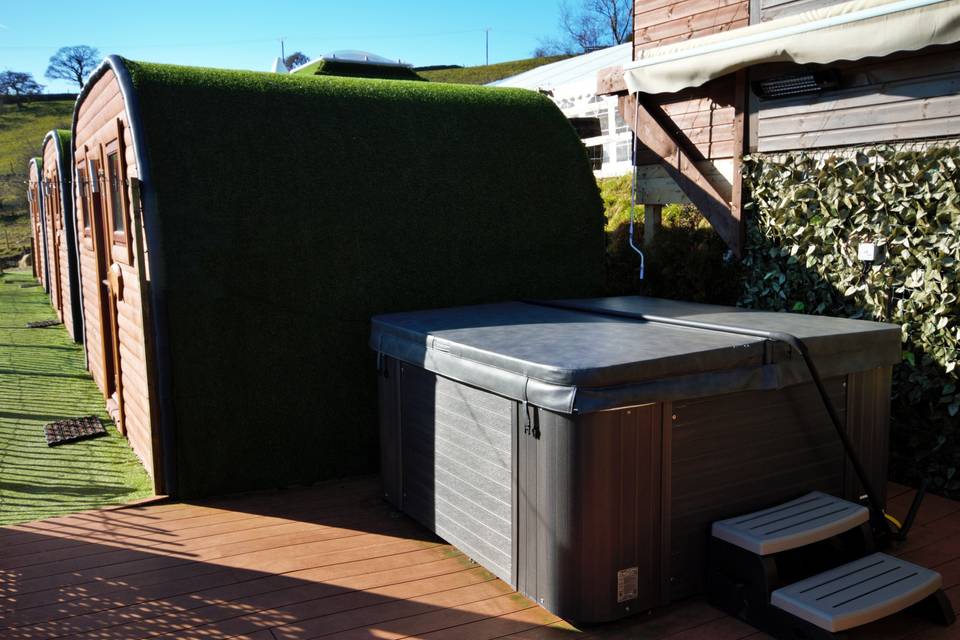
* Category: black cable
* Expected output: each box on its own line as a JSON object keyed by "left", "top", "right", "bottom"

{"left": 524, "top": 298, "right": 893, "bottom": 539}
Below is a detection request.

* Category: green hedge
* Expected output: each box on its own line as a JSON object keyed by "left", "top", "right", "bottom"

{"left": 123, "top": 60, "right": 604, "bottom": 497}
{"left": 740, "top": 145, "right": 960, "bottom": 494}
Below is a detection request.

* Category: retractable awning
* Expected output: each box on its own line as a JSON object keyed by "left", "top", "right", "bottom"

{"left": 622, "top": 0, "right": 960, "bottom": 95}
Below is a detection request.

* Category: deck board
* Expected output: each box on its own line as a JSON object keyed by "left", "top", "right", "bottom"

{"left": 3, "top": 479, "right": 960, "bottom": 639}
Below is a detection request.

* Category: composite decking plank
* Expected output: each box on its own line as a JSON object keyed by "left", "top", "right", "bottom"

{"left": 1, "top": 521, "right": 431, "bottom": 598}
{"left": 2, "top": 504, "right": 405, "bottom": 576}
{"left": 2, "top": 480, "right": 959, "bottom": 640}
{"left": 0, "top": 483, "right": 379, "bottom": 550}
{"left": 0, "top": 538, "right": 443, "bottom": 617}
{"left": 2, "top": 547, "right": 469, "bottom": 633}
{"left": 152, "top": 576, "right": 511, "bottom": 640}
{"left": 49, "top": 561, "right": 489, "bottom": 640}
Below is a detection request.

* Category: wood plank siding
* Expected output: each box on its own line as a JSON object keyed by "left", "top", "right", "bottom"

{"left": 27, "top": 161, "right": 46, "bottom": 287}
{"left": 634, "top": 0, "right": 750, "bottom": 52}
{"left": 1, "top": 478, "right": 959, "bottom": 639}
{"left": 74, "top": 68, "right": 158, "bottom": 485}
{"left": 41, "top": 139, "right": 75, "bottom": 340}
{"left": 755, "top": 46, "right": 960, "bottom": 152}
{"left": 629, "top": 1, "right": 749, "bottom": 206}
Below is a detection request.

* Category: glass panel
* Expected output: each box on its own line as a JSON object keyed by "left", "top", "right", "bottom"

{"left": 616, "top": 140, "right": 632, "bottom": 162}
{"left": 597, "top": 108, "right": 610, "bottom": 136}
{"left": 107, "top": 152, "right": 125, "bottom": 234}
{"left": 615, "top": 112, "right": 629, "bottom": 133}
{"left": 78, "top": 168, "right": 90, "bottom": 231}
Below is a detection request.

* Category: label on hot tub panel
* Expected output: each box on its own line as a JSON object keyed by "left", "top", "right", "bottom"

{"left": 617, "top": 566, "right": 639, "bottom": 602}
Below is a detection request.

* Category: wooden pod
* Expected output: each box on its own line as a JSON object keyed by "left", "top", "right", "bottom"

{"left": 40, "top": 130, "right": 83, "bottom": 342}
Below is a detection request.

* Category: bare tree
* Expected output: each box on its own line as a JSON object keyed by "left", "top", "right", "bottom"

{"left": 284, "top": 51, "right": 310, "bottom": 70}
{"left": 535, "top": 0, "right": 632, "bottom": 56}
{"left": 0, "top": 71, "right": 44, "bottom": 109}
{"left": 45, "top": 45, "right": 100, "bottom": 90}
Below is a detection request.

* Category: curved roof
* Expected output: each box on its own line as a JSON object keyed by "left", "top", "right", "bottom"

{"left": 490, "top": 43, "right": 631, "bottom": 95}
{"left": 76, "top": 58, "right": 605, "bottom": 496}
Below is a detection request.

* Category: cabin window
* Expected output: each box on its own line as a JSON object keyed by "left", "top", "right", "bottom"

{"left": 77, "top": 165, "right": 91, "bottom": 236}
{"left": 106, "top": 150, "right": 127, "bottom": 244}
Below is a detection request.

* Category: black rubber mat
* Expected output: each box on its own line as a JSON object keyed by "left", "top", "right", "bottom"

{"left": 44, "top": 416, "right": 107, "bottom": 447}
{"left": 26, "top": 319, "right": 62, "bottom": 328}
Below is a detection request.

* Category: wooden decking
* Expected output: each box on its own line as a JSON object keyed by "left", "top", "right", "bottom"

{"left": 2, "top": 478, "right": 960, "bottom": 639}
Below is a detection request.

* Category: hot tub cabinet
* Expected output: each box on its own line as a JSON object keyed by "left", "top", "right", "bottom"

{"left": 371, "top": 298, "right": 901, "bottom": 623}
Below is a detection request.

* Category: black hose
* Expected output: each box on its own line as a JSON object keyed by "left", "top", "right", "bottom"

{"left": 524, "top": 299, "right": 893, "bottom": 538}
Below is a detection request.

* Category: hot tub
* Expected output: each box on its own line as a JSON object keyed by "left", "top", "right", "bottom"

{"left": 370, "top": 297, "right": 900, "bottom": 623}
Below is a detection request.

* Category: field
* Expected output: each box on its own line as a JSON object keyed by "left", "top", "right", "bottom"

{"left": 0, "top": 100, "right": 75, "bottom": 264}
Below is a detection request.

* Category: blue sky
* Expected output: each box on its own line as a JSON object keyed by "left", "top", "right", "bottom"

{"left": 0, "top": 1, "right": 564, "bottom": 93}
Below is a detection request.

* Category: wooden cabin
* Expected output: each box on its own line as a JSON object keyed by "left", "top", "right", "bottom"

{"left": 40, "top": 130, "right": 83, "bottom": 342}
{"left": 599, "top": 0, "right": 960, "bottom": 255}
{"left": 72, "top": 56, "right": 604, "bottom": 497}
{"left": 26, "top": 158, "right": 48, "bottom": 286}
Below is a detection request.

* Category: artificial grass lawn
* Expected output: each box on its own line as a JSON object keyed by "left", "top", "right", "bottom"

{"left": 0, "top": 270, "right": 153, "bottom": 526}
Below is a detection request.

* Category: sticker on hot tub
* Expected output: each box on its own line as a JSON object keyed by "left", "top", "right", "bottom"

{"left": 617, "top": 567, "right": 639, "bottom": 602}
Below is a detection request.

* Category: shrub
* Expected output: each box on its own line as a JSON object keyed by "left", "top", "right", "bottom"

{"left": 741, "top": 145, "right": 960, "bottom": 495}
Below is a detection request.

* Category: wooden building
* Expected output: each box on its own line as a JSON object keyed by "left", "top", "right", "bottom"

{"left": 72, "top": 56, "right": 605, "bottom": 497}
{"left": 40, "top": 130, "right": 83, "bottom": 342}
{"left": 599, "top": 0, "right": 960, "bottom": 255}
{"left": 26, "top": 157, "right": 48, "bottom": 286}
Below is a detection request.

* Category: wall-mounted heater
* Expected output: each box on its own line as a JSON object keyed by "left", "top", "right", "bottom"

{"left": 753, "top": 69, "right": 840, "bottom": 99}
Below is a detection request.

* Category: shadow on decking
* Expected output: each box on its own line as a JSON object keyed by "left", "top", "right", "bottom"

{"left": 0, "top": 480, "right": 569, "bottom": 640}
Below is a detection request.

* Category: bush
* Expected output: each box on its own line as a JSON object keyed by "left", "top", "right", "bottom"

{"left": 741, "top": 145, "right": 960, "bottom": 495}
{"left": 599, "top": 176, "right": 741, "bottom": 303}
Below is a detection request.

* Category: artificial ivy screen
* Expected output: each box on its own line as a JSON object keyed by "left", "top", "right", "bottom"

{"left": 740, "top": 144, "right": 960, "bottom": 493}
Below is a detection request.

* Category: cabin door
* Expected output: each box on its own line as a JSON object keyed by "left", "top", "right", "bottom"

{"left": 90, "top": 156, "right": 125, "bottom": 433}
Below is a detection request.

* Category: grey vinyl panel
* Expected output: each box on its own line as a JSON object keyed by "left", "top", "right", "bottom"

{"left": 668, "top": 378, "right": 847, "bottom": 599}
{"left": 398, "top": 364, "right": 514, "bottom": 583}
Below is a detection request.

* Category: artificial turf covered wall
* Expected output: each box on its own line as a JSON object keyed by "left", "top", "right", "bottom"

{"left": 122, "top": 59, "right": 604, "bottom": 497}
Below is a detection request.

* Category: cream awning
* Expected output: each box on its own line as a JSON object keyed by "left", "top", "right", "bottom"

{"left": 623, "top": 0, "right": 960, "bottom": 94}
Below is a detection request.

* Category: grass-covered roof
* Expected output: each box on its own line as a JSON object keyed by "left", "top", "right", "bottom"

{"left": 118, "top": 58, "right": 604, "bottom": 497}
{"left": 418, "top": 55, "right": 570, "bottom": 85}
{"left": 291, "top": 58, "right": 425, "bottom": 81}
{"left": 45, "top": 128, "right": 72, "bottom": 169}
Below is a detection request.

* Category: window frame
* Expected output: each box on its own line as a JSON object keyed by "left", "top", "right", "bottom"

{"left": 77, "top": 154, "right": 92, "bottom": 240}
{"left": 102, "top": 126, "right": 133, "bottom": 265}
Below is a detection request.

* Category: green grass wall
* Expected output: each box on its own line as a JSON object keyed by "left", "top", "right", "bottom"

{"left": 121, "top": 59, "right": 604, "bottom": 497}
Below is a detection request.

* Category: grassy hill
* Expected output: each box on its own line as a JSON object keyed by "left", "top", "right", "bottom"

{"left": 0, "top": 100, "right": 75, "bottom": 263}
{"left": 417, "top": 55, "right": 569, "bottom": 85}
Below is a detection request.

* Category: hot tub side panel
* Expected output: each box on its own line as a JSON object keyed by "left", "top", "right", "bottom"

{"left": 666, "top": 374, "right": 874, "bottom": 600}
{"left": 378, "top": 360, "right": 665, "bottom": 624}
{"left": 517, "top": 405, "right": 663, "bottom": 622}
{"left": 393, "top": 361, "right": 515, "bottom": 585}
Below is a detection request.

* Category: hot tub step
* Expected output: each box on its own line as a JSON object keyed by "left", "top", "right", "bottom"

{"left": 712, "top": 491, "right": 869, "bottom": 555}
{"left": 771, "top": 552, "right": 947, "bottom": 632}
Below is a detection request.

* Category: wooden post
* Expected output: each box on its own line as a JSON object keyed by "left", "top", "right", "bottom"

{"left": 644, "top": 204, "right": 662, "bottom": 247}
